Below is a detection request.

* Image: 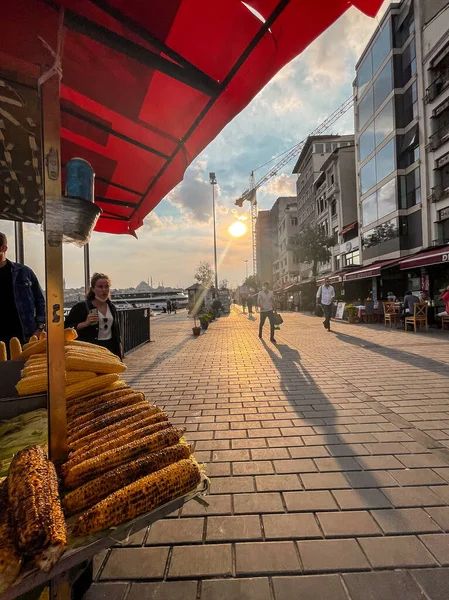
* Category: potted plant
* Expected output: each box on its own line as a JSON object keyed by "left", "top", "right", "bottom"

{"left": 192, "top": 315, "right": 201, "bottom": 336}
{"left": 345, "top": 304, "right": 358, "bottom": 324}
{"left": 199, "top": 314, "right": 210, "bottom": 331}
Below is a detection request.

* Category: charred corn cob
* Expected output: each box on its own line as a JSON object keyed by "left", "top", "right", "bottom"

{"left": 68, "top": 392, "right": 148, "bottom": 432}
{"left": 66, "top": 381, "right": 128, "bottom": 408}
{"left": 73, "top": 458, "right": 201, "bottom": 536}
{"left": 67, "top": 419, "right": 171, "bottom": 467}
{"left": 0, "top": 481, "right": 8, "bottom": 519}
{"left": 65, "top": 354, "right": 126, "bottom": 375}
{"left": 67, "top": 386, "right": 132, "bottom": 419}
{"left": 67, "top": 402, "right": 151, "bottom": 448}
{"left": 0, "top": 342, "right": 6, "bottom": 362}
{"left": 66, "top": 373, "right": 119, "bottom": 402}
{"left": 7, "top": 446, "right": 67, "bottom": 570}
{"left": 63, "top": 427, "right": 184, "bottom": 489}
{"left": 0, "top": 521, "right": 22, "bottom": 594}
{"left": 68, "top": 407, "right": 160, "bottom": 452}
{"left": 63, "top": 443, "right": 192, "bottom": 516}
{"left": 9, "top": 338, "right": 22, "bottom": 361}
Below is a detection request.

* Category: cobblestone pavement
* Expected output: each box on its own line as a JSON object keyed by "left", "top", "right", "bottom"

{"left": 88, "top": 308, "right": 449, "bottom": 600}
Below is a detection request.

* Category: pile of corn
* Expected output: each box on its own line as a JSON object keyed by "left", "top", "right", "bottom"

{"left": 15, "top": 329, "right": 127, "bottom": 399}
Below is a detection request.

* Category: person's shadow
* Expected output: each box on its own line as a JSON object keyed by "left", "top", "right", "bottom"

{"left": 248, "top": 314, "right": 256, "bottom": 321}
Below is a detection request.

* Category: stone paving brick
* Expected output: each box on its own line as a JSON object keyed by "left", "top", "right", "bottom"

{"left": 344, "top": 470, "right": 400, "bottom": 488}
{"left": 263, "top": 513, "right": 322, "bottom": 540}
{"left": 267, "top": 436, "right": 305, "bottom": 447}
{"left": 314, "top": 457, "right": 362, "bottom": 472}
{"left": 301, "top": 473, "right": 352, "bottom": 490}
{"left": 168, "top": 544, "right": 232, "bottom": 579}
{"left": 127, "top": 581, "right": 198, "bottom": 600}
{"left": 430, "top": 485, "right": 449, "bottom": 503}
{"left": 234, "top": 492, "right": 284, "bottom": 514}
{"left": 425, "top": 507, "right": 449, "bottom": 531}
{"left": 273, "top": 459, "right": 317, "bottom": 474}
{"left": 206, "top": 515, "right": 262, "bottom": 541}
{"left": 391, "top": 468, "right": 446, "bottom": 486}
{"left": 181, "top": 494, "right": 231, "bottom": 517}
{"left": 363, "top": 442, "right": 411, "bottom": 454}
{"left": 342, "top": 571, "right": 426, "bottom": 600}
{"left": 250, "top": 448, "right": 289, "bottom": 460}
{"left": 381, "top": 487, "right": 446, "bottom": 508}
{"left": 205, "top": 462, "right": 231, "bottom": 477}
{"left": 373, "top": 432, "right": 414, "bottom": 442}
{"left": 302, "top": 435, "right": 341, "bottom": 446}
{"left": 358, "top": 536, "right": 438, "bottom": 568}
{"left": 433, "top": 468, "right": 449, "bottom": 483}
{"left": 289, "top": 446, "right": 330, "bottom": 458}
{"left": 211, "top": 449, "right": 250, "bottom": 462}
{"left": 272, "top": 574, "right": 348, "bottom": 600}
{"left": 201, "top": 578, "right": 271, "bottom": 600}
{"left": 231, "top": 439, "right": 267, "bottom": 449}
{"left": 255, "top": 474, "right": 301, "bottom": 492}
{"left": 398, "top": 454, "right": 449, "bottom": 468}
{"left": 113, "top": 529, "right": 147, "bottom": 547}
{"left": 355, "top": 455, "right": 404, "bottom": 470}
{"left": 209, "top": 476, "right": 255, "bottom": 494}
{"left": 326, "top": 444, "right": 370, "bottom": 457}
{"left": 146, "top": 518, "right": 204, "bottom": 545}
{"left": 235, "top": 541, "right": 301, "bottom": 575}
{"left": 332, "top": 488, "right": 391, "bottom": 510}
{"left": 100, "top": 548, "right": 169, "bottom": 580}
{"left": 284, "top": 490, "right": 338, "bottom": 512}
{"left": 297, "top": 539, "right": 370, "bottom": 573}
{"left": 371, "top": 507, "right": 442, "bottom": 534}
{"left": 84, "top": 584, "right": 128, "bottom": 600}
{"left": 419, "top": 534, "right": 449, "bottom": 565}
{"left": 317, "top": 510, "right": 382, "bottom": 537}
{"left": 232, "top": 461, "right": 274, "bottom": 475}
{"left": 411, "top": 567, "right": 449, "bottom": 600}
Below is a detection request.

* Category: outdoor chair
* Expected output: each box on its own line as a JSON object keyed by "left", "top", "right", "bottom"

{"left": 384, "top": 302, "right": 400, "bottom": 328}
{"left": 405, "top": 302, "right": 428, "bottom": 333}
{"left": 442, "top": 315, "right": 449, "bottom": 330}
{"left": 364, "top": 301, "right": 375, "bottom": 324}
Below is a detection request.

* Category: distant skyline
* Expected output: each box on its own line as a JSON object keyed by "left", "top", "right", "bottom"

{"left": 0, "top": 1, "right": 391, "bottom": 290}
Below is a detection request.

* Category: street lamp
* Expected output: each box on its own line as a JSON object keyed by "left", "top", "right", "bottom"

{"left": 209, "top": 172, "right": 219, "bottom": 291}
{"left": 244, "top": 259, "right": 248, "bottom": 280}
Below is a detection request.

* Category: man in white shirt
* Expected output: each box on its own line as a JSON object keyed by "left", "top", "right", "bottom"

{"left": 257, "top": 281, "right": 276, "bottom": 343}
{"left": 316, "top": 277, "right": 335, "bottom": 332}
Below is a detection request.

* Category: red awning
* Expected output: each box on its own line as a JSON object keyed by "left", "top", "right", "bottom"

{"left": 317, "top": 272, "right": 344, "bottom": 285}
{"left": 343, "top": 258, "right": 399, "bottom": 281}
{"left": 399, "top": 245, "right": 449, "bottom": 270}
{"left": 1, "top": 0, "right": 382, "bottom": 235}
{"left": 341, "top": 220, "right": 358, "bottom": 235}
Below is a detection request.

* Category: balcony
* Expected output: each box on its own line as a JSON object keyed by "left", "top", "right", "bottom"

{"left": 426, "top": 67, "right": 449, "bottom": 103}
{"left": 430, "top": 121, "right": 449, "bottom": 151}
{"left": 325, "top": 182, "right": 339, "bottom": 199}
{"left": 432, "top": 179, "right": 449, "bottom": 202}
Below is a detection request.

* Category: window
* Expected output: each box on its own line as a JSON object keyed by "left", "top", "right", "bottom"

{"left": 325, "top": 143, "right": 332, "bottom": 152}
{"left": 376, "top": 138, "right": 395, "bottom": 184}
{"left": 373, "top": 59, "right": 393, "bottom": 112}
{"left": 330, "top": 174, "right": 335, "bottom": 185}
{"left": 357, "top": 53, "right": 373, "bottom": 97}
{"left": 345, "top": 250, "right": 360, "bottom": 266}
{"left": 314, "top": 143, "right": 324, "bottom": 153}
{"left": 362, "top": 192, "right": 377, "bottom": 227}
{"left": 361, "top": 156, "right": 377, "bottom": 195}
{"left": 377, "top": 178, "right": 397, "bottom": 220}
{"left": 399, "top": 167, "right": 421, "bottom": 208}
{"left": 358, "top": 88, "right": 374, "bottom": 128}
{"left": 359, "top": 123, "right": 375, "bottom": 162}
{"left": 331, "top": 201, "right": 337, "bottom": 217}
{"left": 397, "top": 125, "right": 419, "bottom": 169}
{"left": 396, "top": 82, "right": 418, "bottom": 128}
{"left": 372, "top": 21, "right": 391, "bottom": 74}
{"left": 400, "top": 39, "right": 416, "bottom": 86}
{"left": 362, "top": 218, "right": 399, "bottom": 249}
{"left": 291, "top": 217, "right": 298, "bottom": 226}
{"left": 375, "top": 100, "right": 394, "bottom": 146}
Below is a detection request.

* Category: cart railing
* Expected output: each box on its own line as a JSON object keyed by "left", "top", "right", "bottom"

{"left": 117, "top": 307, "right": 151, "bottom": 355}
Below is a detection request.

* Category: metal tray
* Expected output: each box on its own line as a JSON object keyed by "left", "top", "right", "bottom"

{"left": 0, "top": 361, "right": 46, "bottom": 419}
{"left": 2, "top": 475, "right": 209, "bottom": 600}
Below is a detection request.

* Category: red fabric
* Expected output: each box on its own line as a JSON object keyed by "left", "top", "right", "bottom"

{"left": 1, "top": 0, "right": 383, "bottom": 235}
{"left": 399, "top": 245, "right": 449, "bottom": 270}
{"left": 442, "top": 291, "right": 449, "bottom": 314}
{"left": 343, "top": 258, "right": 399, "bottom": 282}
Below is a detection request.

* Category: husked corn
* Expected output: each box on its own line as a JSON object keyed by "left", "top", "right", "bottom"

{"left": 66, "top": 371, "right": 97, "bottom": 385}
{"left": 64, "top": 328, "right": 78, "bottom": 341}
{"left": 67, "top": 402, "right": 151, "bottom": 449}
{"left": 63, "top": 426, "right": 184, "bottom": 489}
{"left": 72, "top": 458, "right": 201, "bottom": 536}
{"left": 65, "top": 354, "right": 126, "bottom": 375}
{"left": 39, "top": 331, "right": 46, "bottom": 340}
{"left": 66, "top": 373, "right": 119, "bottom": 401}
{"left": 67, "top": 419, "right": 171, "bottom": 467}
{"left": 27, "top": 335, "right": 39, "bottom": 344}
{"left": 67, "top": 386, "right": 132, "bottom": 419}
{"left": 66, "top": 340, "right": 111, "bottom": 352}
{"left": 0, "top": 342, "right": 6, "bottom": 362}
{"left": 68, "top": 392, "right": 146, "bottom": 432}
{"left": 19, "top": 339, "right": 47, "bottom": 360}
{"left": 63, "top": 443, "right": 191, "bottom": 516}
{"left": 16, "top": 373, "right": 47, "bottom": 395}
{"left": 9, "top": 338, "right": 22, "bottom": 361}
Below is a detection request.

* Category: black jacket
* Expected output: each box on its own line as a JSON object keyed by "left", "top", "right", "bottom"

{"left": 65, "top": 299, "right": 122, "bottom": 358}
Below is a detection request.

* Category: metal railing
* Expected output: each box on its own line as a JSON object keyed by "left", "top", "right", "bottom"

{"left": 432, "top": 180, "right": 449, "bottom": 202}
{"left": 117, "top": 307, "right": 150, "bottom": 355}
{"left": 426, "top": 67, "right": 449, "bottom": 102}
{"left": 430, "top": 122, "right": 449, "bottom": 150}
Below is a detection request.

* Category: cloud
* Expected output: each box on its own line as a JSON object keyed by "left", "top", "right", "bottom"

{"left": 259, "top": 173, "right": 296, "bottom": 197}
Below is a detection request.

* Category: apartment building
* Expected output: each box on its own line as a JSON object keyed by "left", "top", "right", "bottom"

{"left": 255, "top": 210, "right": 272, "bottom": 284}
{"left": 277, "top": 201, "right": 300, "bottom": 286}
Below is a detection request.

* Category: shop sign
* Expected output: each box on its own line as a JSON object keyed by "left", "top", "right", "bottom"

{"left": 335, "top": 302, "right": 346, "bottom": 319}
{"left": 346, "top": 268, "right": 378, "bottom": 280}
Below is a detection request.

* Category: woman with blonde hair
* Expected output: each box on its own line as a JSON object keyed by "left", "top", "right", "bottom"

{"left": 65, "top": 272, "right": 123, "bottom": 358}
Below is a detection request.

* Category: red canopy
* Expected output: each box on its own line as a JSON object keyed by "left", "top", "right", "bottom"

{"left": 1, "top": 0, "right": 382, "bottom": 235}
{"left": 399, "top": 245, "right": 449, "bottom": 270}
{"left": 343, "top": 258, "right": 400, "bottom": 281}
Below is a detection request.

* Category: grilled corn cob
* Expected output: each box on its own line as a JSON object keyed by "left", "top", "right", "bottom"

{"left": 66, "top": 381, "right": 128, "bottom": 408}
{"left": 9, "top": 338, "right": 22, "bottom": 361}
{"left": 67, "top": 419, "right": 171, "bottom": 467}
{"left": 68, "top": 392, "right": 148, "bottom": 432}
{"left": 66, "top": 373, "right": 119, "bottom": 402}
{"left": 0, "top": 521, "right": 22, "bottom": 594}
{"left": 67, "top": 402, "right": 151, "bottom": 448}
{"left": 0, "top": 342, "right": 6, "bottom": 362}
{"left": 7, "top": 446, "right": 67, "bottom": 570}
{"left": 73, "top": 457, "right": 201, "bottom": 536}
{"left": 68, "top": 407, "right": 160, "bottom": 452}
{"left": 0, "top": 481, "right": 8, "bottom": 519}
{"left": 65, "top": 354, "right": 126, "bottom": 375}
{"left": 67, "top": 386, "right": 132, "bottom": 419}
{"left": 63, "top": 427, "right": 184, "bottom": 489}
{"left": 63, "top": 443, "right": 192, "bottom": 516}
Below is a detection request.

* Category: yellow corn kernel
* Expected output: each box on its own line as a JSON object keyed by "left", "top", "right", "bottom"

{"left": 19, "top": 340, "right": 47, "bottom": 360}
{"left": 66, "top": 371, "right": 97, "bottom": 385}
{"left": 65, "top": 373, "right": 120, "bottom": 402}
{"left": 66, "top": 340, "right": 110, "bottom": 352}
{"left": 16, "top": 374, "right": 47, "bottom": 395}
{"left": 65, "top": 354, "right": 126, "bottom": 374}
{"left": 9, "top": 338, "right": 22, "bottom": 360}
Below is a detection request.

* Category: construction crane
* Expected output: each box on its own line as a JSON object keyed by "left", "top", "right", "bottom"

{"left": 235, "top": 95, "right": 354, "bottom": 277}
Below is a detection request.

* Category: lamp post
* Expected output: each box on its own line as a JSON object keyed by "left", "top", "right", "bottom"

{"left": 209, "top": 172, "right": 219, "bottom": 290}
{"left": 244, "top": 259, "right": 248, "bottom": 280}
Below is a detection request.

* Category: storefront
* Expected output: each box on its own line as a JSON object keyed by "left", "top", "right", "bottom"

{"left": 342, "top": 259, "right": 403, "bottom": 302}
{"left": 399, "top": 245, "right": 449, "bottom": 306}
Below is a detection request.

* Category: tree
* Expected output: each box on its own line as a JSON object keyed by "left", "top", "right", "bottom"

{"left": 243, "top": 275, "right": 262, "bottom": 291}
{"left": 194, "top": 261, "right": 215, "bottom": 287}
{"left": 289, "top": 225, "right": 334, "bottom": 277}
{"left": 219, "top": 279, "right": 229, "bottom": 290}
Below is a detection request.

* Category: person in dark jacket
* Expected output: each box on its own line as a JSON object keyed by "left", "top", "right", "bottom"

{"left": 65, "top": 272, "right": 122, "bottom": 358}
{"left": 0, "top": 231, "right": 45, "bottom": 348}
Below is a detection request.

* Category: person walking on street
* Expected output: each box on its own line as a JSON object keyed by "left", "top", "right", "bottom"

{"left": 166, "top": 299, "right": 172, "bottom": 315}
{"left": 172, "top": 300, "right": 177, "bottom": 314}
{"left": 316, "top": 277, "right": 335, "bottom": 332}
{"left": 0, "top": 231, "right": 45, "bottom": 351}
{"left": 247, "top": 295, "right": 254, "bottom": 315}
{"left": 257, "top": 281, "right": 276, "bottom": 343}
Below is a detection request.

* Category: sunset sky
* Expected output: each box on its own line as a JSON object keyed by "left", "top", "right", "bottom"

{"left": 0, "top": 1, "right": 392, "bottom": 291}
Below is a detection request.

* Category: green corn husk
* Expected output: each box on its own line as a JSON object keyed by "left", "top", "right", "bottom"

{"left": 0, "top": 409, "right": 47, "bottom": 478}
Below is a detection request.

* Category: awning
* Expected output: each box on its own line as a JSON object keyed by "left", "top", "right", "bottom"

{"left": 343, "top": 258, "right": 399, "bottom": 281}
{"left": 317, "top": 272, "right": 342, "bottom": 285}
{"left": 399, "top": 245, "right": 449, "bottom": 270}
{"left": 1, "top": 0, "right": 383, "bottom": 235}
{"left": 341, "top": 221, "right": 358, "bottom": 235}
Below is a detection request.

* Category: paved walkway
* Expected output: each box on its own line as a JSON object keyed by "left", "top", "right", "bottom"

{"left": 88, "top": 309, "right": 449, "bottom": 600}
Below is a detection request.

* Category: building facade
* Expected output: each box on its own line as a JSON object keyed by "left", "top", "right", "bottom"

{"left": 255, "top": 210, "right": 273, "bottom": 284}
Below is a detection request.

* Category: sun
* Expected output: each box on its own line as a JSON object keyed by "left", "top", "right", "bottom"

{"left": 228, "top": 221, "right": 247, "bottom": 238}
